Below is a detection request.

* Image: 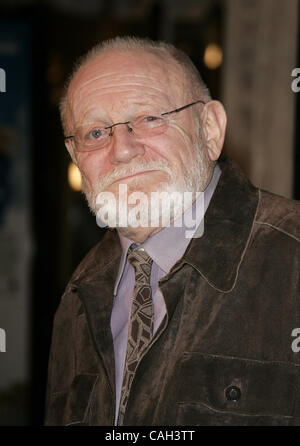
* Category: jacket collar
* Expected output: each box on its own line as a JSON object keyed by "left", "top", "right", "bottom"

{"left": 181, "top": 155, "right": 259, "bottom": 292}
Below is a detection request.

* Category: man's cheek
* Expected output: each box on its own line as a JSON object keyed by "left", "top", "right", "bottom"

{"left": 78, "top": 166, "right": 97, "bottom": 192}
{"left": 79, "top": 158, "right": 104, "bottom": 183}
{"left": 169, "top": 122, "right": 194, "bottom": 146}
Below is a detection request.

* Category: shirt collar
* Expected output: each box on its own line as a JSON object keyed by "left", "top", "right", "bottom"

{"left": 114, "top": 164, "right": 221, "bottom": 295}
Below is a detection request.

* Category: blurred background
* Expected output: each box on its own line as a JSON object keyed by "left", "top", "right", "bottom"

{"left": 0, "top": 0, "right": 299, "bottom": 426}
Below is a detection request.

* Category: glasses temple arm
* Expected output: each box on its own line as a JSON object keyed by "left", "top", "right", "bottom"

{"left": 161, "top": 100, "right": 206, "bottom": 116}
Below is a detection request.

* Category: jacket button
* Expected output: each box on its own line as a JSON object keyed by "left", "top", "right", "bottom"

{"left": 225, "top": 385, "right": 241, "bottom": 402}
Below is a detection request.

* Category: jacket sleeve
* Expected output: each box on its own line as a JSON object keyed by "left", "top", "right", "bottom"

{"left": 44, "top": 290, "right": 76, "bottom": 425}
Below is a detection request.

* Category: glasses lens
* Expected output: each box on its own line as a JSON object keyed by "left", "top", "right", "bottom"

{"left": 75, "top": 123, "right": 109, "bottom": 151}
{"left": 72, "top": 115, "right": 168, "bottom": 152}
{"left": 132, "top": 115, "right": 167, "bottom": 136}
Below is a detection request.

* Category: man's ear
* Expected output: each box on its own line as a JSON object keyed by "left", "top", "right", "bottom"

{"left": 202, "top": 100, "right": 227, "bottom": 161}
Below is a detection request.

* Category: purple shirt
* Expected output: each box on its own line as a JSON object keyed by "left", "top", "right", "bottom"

{"left": 111, "top": 164, "right": 221, "bottom": 424}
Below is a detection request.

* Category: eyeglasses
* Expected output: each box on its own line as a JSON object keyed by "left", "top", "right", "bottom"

{"left": 65, "top": 99, "right": 206, "bottom": 152}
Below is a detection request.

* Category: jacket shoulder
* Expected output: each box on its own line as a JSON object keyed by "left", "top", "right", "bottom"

{"left": 255, "top": 189, "right": 300, "bottom": 242}
{"left": 68, "top": 228, "right": 120, "bottom": 284}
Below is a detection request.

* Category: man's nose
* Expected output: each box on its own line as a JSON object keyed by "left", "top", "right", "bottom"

{"left": 108, "top": 123, "right": 145, "bottom": 165}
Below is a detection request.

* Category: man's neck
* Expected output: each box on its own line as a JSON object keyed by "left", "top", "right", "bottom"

{"left": 117, "top": 225, "right": 162, "bottom": 244}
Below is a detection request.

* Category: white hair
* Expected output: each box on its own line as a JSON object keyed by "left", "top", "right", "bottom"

{"left": 59, "top": 36, "right": 211, "bottom": 134}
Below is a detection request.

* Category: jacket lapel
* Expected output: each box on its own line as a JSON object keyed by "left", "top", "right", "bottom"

{"left": 72, "top": 229, "right": 122, "bottom": 398}
{"left": 183, "top": 156, "right": 259, "bottom": 292}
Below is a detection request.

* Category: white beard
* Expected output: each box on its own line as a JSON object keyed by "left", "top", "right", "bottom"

{"left": 81, "top": 140, "right": 213, "bottom": 230}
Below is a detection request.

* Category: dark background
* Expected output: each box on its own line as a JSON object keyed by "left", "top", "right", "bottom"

{"left": 0, "top": 0, "right": 299, "bottom": 426}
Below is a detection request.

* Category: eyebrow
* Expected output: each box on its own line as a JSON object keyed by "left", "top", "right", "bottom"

{"left": 78, "top": 103, "right": 166, "bottom": 125}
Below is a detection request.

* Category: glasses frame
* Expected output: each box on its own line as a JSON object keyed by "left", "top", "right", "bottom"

{"left": 64, "top": 99, "right": 206, "bottom": 150}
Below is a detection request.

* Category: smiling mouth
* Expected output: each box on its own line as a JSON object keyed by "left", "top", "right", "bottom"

{"left": 111, "top": 170, "right": 161, "bottom": 184}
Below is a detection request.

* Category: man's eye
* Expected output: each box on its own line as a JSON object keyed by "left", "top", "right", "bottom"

{"left": 144, "top": 116, "right": 158, "bottom": 122}
{"left": 89, "top": 129, "right": 103, "bottom": 139}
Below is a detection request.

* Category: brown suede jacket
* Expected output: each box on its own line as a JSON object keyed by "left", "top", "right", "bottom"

{"left": 45, "top": 156, "right": 300, "bottom": 426}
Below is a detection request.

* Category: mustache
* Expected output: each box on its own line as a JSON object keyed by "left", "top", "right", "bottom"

{"left": 96, "top": 159, "right": 173, "bottom": 192}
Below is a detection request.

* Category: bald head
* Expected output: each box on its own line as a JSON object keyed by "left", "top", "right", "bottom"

{"left": 60, "top": 36, "right": 211, "bottom": 135}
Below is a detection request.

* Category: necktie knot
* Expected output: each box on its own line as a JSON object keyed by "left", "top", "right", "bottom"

{"left": 128, "top": 248, "right": 153, "bottom": 285}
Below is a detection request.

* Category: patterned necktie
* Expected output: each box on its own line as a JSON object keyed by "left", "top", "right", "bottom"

{"left": 117, "top": 247, "right": 154, "bottom": 425}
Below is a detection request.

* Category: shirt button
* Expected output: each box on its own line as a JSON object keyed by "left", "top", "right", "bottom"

{"left": 225, "top": 385, "right": 242, "bottom": 402}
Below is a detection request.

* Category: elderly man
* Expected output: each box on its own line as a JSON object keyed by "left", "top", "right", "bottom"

{"left": 45, "top": 37, "right": 300, "bottom": 426}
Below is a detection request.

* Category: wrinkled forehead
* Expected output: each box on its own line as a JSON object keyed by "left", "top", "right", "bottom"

{"left": 67, "top": 49, "right": 187, "bottom": 115}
